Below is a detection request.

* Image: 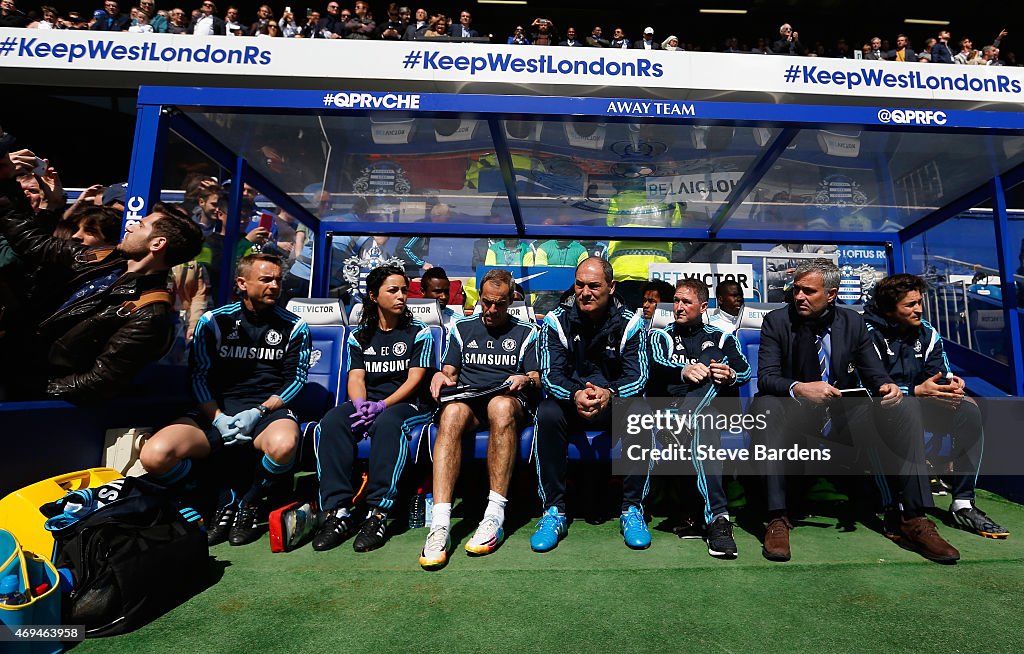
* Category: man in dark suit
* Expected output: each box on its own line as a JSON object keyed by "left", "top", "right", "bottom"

{"left": 865, "top": 36, "right": 885, "bottom": 60}
{"left": 559, "top": 27, "right": 583, "bottom": 47}
{"left": 931, "top": 29, "right": 954, "bottom": 63}
{"left": 884, "top": 34, "right": 917, "bottom": 62}
{"left": 402, "top": 7, "right": 428, "bottom": 40}
{"left": 633, "top": 27, "right": 661, "bottom": 50}
{"left": 91, "top": 0, "right": 130, "bottom": 30}
{"left": 750, "top": 259, "right": 959, "bottom": 563}
{"left": 454, "top": 9, "right": 478, "bottom": 39}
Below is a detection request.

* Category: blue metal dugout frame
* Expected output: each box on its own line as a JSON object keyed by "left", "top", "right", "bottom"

{"left": 125, "top": 86, "right": 1024, "bottom": 396}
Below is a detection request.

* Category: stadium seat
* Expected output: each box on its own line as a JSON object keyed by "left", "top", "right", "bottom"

{"left": 567, "top": 430, "right": 615, "bottom": 461}
{"left": 736, "top": 302, "right": 784, "bottom": 331}
{"left": 286, "top": 299, "right": 348, "bottom": 468}
{"left": 650, "top": 303, "right": 674, "bottom": 330}
{"left": 286, "top": 298, "right": 347, "bottom": 423}
{"left": 735, "top": 327, "right": 761, "bottom": 408}
{"left": 472, "top": 300, "right": 536, "bottom": 323}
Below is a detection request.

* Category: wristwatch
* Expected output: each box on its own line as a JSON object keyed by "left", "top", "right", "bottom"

{"left": 256, "top": 404, "right": 270, "bottom": 418}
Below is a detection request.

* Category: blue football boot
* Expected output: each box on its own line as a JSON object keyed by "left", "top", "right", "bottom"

{"left": 620, "top": 505, "right": 651, "bottom": 549}
{"left": 530, "top": 506, "right": 568, "bottom": 552}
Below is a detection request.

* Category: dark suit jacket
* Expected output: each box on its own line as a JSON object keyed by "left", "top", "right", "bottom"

{"left": 884, "top": 47, "right": 917, "bottom": 61}
{"left": 756, "top": 305, "right": 892, "bottom": 397}
{"left": 402, "top": 23, "right": 427, "bottom": 40}
{"left": 633, "top": 39, "right": 661, "bottom": 50}
{"left": 90, "top": 13, "right": 131, "bottom": 31}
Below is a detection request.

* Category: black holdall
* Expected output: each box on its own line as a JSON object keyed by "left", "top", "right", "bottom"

{"left": 41, "top": 477, "right": 210, "bottom": 637}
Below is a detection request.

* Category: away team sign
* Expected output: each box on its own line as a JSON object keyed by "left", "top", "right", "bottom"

{"left": 3, "top": 28, "right": 1023, "bottom": 104}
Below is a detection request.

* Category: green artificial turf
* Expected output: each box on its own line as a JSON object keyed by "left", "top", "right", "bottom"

{"left": 74, "top": 490, "right": 1024, "bottom": 654}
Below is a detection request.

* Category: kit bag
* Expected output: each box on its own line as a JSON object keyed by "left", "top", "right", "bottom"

{"left": 44, "top": 478, "right": 209, "bottom": 637}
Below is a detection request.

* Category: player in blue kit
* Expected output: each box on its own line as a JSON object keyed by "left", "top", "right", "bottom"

{"left": 419, "top": 269, "right": 540, "bottom": 569}
{"left": 312, "top": 265, "right": 436, "bottom": 552}
{"left": 649, "top": 279, "right": 750, "bottom": 558}
{"left": 141, "top": 253, "right": 311, "bottom": 546}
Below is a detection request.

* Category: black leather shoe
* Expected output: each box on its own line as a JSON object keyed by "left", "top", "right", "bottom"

{"left": 312, "top": 509, "right": 358, "bottom": 552}
{"left": 207, "top": 503, "right": 237, "bottom": 546}
{"left": 228, "top": 503, "right": 262, "bottom": 546}
{"left": 353, "top": 511, "right": 388, "bottom": 552}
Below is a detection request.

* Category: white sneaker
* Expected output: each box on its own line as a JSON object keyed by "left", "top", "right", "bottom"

{"left": 465, "top": 515, "right": 505, "bottom": 555}
{"left": 418, "top": 525, "right": 450, "bottom": 569}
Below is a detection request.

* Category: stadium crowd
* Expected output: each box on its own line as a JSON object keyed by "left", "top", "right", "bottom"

{"left": 0, "top": 142, "right": 1010, "bottom": 568}
{"left": 0, "top": 0, "right": 1016, "bottom": 66}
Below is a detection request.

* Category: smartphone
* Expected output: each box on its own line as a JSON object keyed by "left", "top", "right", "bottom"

{"left": 32, "top": 157, "right": 47, "bottom": 176}
{"left": 258, "top": 211, "right": 274, "bottom": 231}
{"left": 285, "top": 5, "right": 291, "bottom": 13}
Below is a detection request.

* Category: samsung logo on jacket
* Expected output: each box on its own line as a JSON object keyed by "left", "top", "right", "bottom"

{"left": 217, "top": 345, "right": 285, "bottom": 360}
{"left": 366, "top": 360, "right": 409, "bottom": 373}
{"left": 464, "top": 353, "right": 519, "bottom": 366}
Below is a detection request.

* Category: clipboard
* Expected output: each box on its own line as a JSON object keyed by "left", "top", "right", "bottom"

{"left": 438, "top": 380, "right": 513, "bottom": 404}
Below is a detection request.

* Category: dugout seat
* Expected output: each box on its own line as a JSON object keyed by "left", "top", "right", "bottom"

{"left": 287, "top": 298, "right": 347, "bottom": 423}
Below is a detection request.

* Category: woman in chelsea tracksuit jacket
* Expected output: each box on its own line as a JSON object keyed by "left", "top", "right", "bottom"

{"left": 313, "top": 264, "right": 436, "bottom": 553}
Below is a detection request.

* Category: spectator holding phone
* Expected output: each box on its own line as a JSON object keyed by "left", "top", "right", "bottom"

{"left": 0, "top": 148, "right": 204, "bottom": 401}
{"left": 507, "top": 24, "right": 529, "bottom": 45}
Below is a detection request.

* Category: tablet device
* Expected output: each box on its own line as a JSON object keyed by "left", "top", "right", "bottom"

{"left": 838, "top": 387, "right": 872, "bottom": 399}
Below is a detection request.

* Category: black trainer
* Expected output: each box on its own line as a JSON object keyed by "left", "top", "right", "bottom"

{"left": 228, "top": 503, "right": 262, "bottom": 546}
{"left": 705, "top": 516, "right": 738, "bottom": 558}
{"left": 312, "top": 509, "right": 358, "bottom": 552}
{"left": 353, "top": 511, "right": 388, "bottom": 552}
{"left": 952, "top": 502, "right": 1010, "bottom": 539}
{"left": 207, "top": 503, "right": 237, "bottom": 546}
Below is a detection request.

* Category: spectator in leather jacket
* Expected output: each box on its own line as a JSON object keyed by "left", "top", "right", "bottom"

{"left": 0, "top": 149, "right": 204, "bottom": 401}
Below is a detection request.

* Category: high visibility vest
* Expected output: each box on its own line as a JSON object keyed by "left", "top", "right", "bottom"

{"left": 606, "top": 191, "right": 679, "bottom": 282}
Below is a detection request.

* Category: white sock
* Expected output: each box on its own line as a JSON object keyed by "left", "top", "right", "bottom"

{"left": 712, "top": 512, "right": 730, "bottom": 523}
{"left": 951, "top": 498, "right": 973, "bottom": 512}
{"left": 484, "top": 490, "right": 508, "bottom": 525}
{"left": 335, "top": 506, "right": 351, "bottom": 518}
{"left": 431, "top": 502, "right": 452, "bottom": 530}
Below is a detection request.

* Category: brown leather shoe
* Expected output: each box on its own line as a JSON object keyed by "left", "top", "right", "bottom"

{"left": 899, "top": 516, "right": 960, "bottom": 562}
{"left": 763, "top": 516, "right": 793, "bottom": 562}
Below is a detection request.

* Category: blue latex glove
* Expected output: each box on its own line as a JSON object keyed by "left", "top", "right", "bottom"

{"left": 350, "top": 400, "right": 387, "bottom": 432}
{"left": 232, "top": 407, "right": 264, "bottom": 437}
{"left": 212, "top": 412, "right": 242, "bottom": 445}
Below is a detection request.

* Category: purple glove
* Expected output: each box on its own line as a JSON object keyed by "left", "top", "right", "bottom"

{"left": 349, "top": 398, "right": 369, "bottom": 419}
{"left": 351, "top": 400, "right": 387, "bottom": 432}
